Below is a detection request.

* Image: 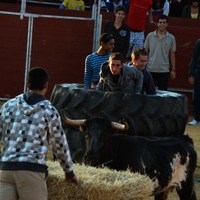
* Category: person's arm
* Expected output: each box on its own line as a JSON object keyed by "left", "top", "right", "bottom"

{"left": 84, "top": 56, "right": 92, "bottom": 89}
{"left": 0, "top": 109, "right": 3, "bottom": 141}
{"left": 96, "top": 78, "right": 104, "bottom": 91}
{"left": 49, "top": 108, "right": 78, "bottom": 184}
{"left": 80, "top": 1, "right": 85, "bottom": 11}
{"left": 96, "top": 65, "right": 106, "bottom": 90}
{"left": 123, "top": 28, "right": 130, "bottom": 58}
{"left": 59, "top": 0, "right": 67, "bottom": 9}
{"left": 163, "top": 0, "right": 170, "bottom": 16}
{"left": 144, "top": 34, "right": 150, "bottom": 54}
{"left": 188, "top": 39, "right": 200, "bottom": 84}
{"left": 170, "top": 51, "right": 176, "bottom": 79}
{"left": 170, "top": 36, "right": 176, "bottom": 79}
{"left": 189, "top": 39, "right": 200, "bottom": 76}
{"left": 59, "top": 4, "right": 66, "bottom": 9}
{"left": 135, "top": 69, "right": 144, "bottom": 94}
{"left": 148, "top": 8, "right": 154, "bottom": 24}
{"left": 145, "top": 71, "right": 156, "bottom": 95}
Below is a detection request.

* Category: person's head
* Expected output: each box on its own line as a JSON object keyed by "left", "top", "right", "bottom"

{"left": 109, "top": 52, "right": 123, "bottom": 75}
{"left": 190, "top": 0, "right": 200, "bottom": 7}
{"left": 131, "top": 49, "right": 148, "bottom": 71}
{"left": 114, "top": 6, "right": 126, "bottom": 22}
{"left": 100, "top": 33, "right": 115, "bottom": 53}
{"left": 157, "top": 14, "right": 169, "bottom": 31}
{"left": 27, "top": 67, "right": 49, "bottom": 94}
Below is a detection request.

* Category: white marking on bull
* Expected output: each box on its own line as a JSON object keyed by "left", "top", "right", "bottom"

{"left": 168, "top": 153, "right": 189, "bottom": 188}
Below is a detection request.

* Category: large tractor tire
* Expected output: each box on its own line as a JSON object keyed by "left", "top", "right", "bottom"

{"left": 50, "top": 83, "right": 188, "bottom": 160}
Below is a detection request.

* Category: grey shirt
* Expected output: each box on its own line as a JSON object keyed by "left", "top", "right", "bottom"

{"left": 96, "top": 62, "right": 143, "bottom": 94}
{"left": 144, "top": 31, "right": 176, "bottom": 72}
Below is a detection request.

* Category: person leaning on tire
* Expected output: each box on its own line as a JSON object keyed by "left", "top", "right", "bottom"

{"left": 0, "top": 67, "right": 78, "bottom": 200}
{"left": 188, "top": 38, "right": 200, "bottom": 126}
{"left": 96, "top": 52, "right": 143, "bottom": 94}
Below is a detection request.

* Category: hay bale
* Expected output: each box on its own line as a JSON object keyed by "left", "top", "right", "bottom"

{"left": 47, "top": 161, "right": 154, "bottom": 200}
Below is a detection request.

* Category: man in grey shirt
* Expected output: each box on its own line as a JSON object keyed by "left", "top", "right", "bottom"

{"left": 144, "top": 15, "right": 176, "bottom": 90}
{"left": 96, "top": 52, "right": 143, "bottom": 94}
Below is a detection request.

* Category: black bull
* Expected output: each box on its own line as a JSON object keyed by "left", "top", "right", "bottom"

{"left": 64, "top": 116, "right": 197, "bottom": 200}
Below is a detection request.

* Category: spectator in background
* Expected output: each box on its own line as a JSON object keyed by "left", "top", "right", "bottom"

{"left": 84, "top": 33, "right": 114, "bottom": 89}
{"left": 59, "top": 0, "right": 85, "bottom": 10}
{"left": 169, "top": 0, "right": 187, "bottom": 17}
{"left": 127, "top": 0, "right": 153, "bottom": 57}
{"left": 182, "top": 0, "right": 200, "bottom": 19}
{"left": 104, "top": 6, "right": 130, "bottom": 59}
{"left": 144, "top": 15, "right": 176, "bottom": 91}
{"left": 0, "top": 68, "right": 78, "bottom": 200}
{"left": 151, "top": 0, "right": 170, "bottom": 18}
{"left": 188, "top": 38, "right": 200, "bottom": 126}
{"left": 131, "top": 49, "right": 156, "bottom": 94}
{"left": 96, "top": 52, "right": 143, "bottom": 94}
{"left": 103, "top": 0, "right": 129, "bottom": 12}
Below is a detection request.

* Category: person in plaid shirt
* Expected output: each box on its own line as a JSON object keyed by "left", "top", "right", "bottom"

{"left": 0, "top": 67, "right": 78, "bottom": 200}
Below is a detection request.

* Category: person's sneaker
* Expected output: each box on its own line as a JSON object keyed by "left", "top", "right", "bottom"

{"left": 188, "top": 119, "right": 200, "bottom": 126}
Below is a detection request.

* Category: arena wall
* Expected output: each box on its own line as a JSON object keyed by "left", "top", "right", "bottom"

{"left": 0, "top": 3, "right": 200, "bottom": 109}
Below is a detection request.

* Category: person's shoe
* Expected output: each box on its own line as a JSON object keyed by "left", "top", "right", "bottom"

{"left": 188, "top": 119, "right": 200, "bottom": 126}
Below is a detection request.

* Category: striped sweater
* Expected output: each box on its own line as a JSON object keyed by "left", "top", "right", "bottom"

{"left": 84, "top": 52, "right": 110, "bottom": 89}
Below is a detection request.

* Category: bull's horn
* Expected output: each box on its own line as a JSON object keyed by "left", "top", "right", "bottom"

{"left": 62, "top": 112, "right": 86, "bottom": 126}
{"left": 111, "top": 121, "right": 129, "bottom": 131}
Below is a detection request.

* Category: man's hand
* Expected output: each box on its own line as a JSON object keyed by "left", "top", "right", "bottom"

{"left": 170, "top": 70, "right": 176, "bottom": 79}
{"left": 188, "top": 76, "right": 195, "bottom": 85}
{"left": 65, "top": 175, "right": 79, "bottom": 185}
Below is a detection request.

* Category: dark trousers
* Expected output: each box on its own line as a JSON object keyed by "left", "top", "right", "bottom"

{"left": 150, "top": 72, "right": 169, "bottom": 91}
{"left": 193, "top": 70, "right": 200, "bottom": 121}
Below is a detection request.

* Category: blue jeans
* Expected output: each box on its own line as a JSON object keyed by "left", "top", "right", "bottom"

{"left": 127, "top": 31, "right": 144, "bottom": 57}
{"left": 193, "top": 69, "right": 200, "bottom": 121}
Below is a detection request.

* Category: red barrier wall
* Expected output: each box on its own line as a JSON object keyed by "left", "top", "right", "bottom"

{"left": 0, "top": 3, "right": 200, "bottom": 102}
{"left": 0, "top": 14, "right": 28, "bottom": 98}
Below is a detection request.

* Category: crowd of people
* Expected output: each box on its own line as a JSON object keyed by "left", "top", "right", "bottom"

{"left": 59, "top": 0, "right": 200, "bottom": 19}
{"left": 83, "top": 3, "right": 199, "bottom": 126}
{"left": 3, "top": 0, "right": 199, "bottom": 17}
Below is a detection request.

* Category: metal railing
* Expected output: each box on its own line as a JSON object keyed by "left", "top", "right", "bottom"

{"left": 0, "top": 0, "right": 102, "bottom": 96}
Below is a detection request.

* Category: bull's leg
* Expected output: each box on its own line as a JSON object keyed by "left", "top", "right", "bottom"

{"left": 154, "top": 192, "right": 168, "bottom": 200}
{"left": 176, "top": 178, "right": 197, "bottom": 200}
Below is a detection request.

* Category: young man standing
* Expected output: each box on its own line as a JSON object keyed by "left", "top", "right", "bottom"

{"left": 96, "top": 52, "right": 143, "bottom": 94}
{"left": 0, "top": 68, "right": 78, "bottom": 200}
{"left": 188, "top": 38, "right": 200, "bottom": 126}
{"left": 127, "top": 0, "right": 153, "bottom": 56}
{"left": 84, "top": 33, "right": 114, "bottom": 89}
{"left": 104, "top": 5, "right": 130, "bottom": 59}
{"left": 144, "top": 15, "right": 176, "bottom": 90}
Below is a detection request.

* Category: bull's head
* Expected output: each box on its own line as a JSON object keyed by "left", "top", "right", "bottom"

{"left": 62, "top": 113, "right": 129, "bottom": 166}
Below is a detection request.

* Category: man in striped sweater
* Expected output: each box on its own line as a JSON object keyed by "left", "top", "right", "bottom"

{"left": 84, "top": 33, "right": 115, "bottom": 89}
{"left": 0, "top": 68, "right": 78, "bottom": 200}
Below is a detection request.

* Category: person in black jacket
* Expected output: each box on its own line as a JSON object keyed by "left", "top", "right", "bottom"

{"left": 130, "top": 49, "right": 156, "bottom": 95}
{"left": 104, "top": 5, "right": 130, "bottom": 59}
{"left": 188, "top": 39, "right": 200, "bottom": 125}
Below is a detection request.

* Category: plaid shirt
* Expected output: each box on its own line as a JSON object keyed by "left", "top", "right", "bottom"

{"left": 0, "top": 94, "right": 73, "bottom": 174}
